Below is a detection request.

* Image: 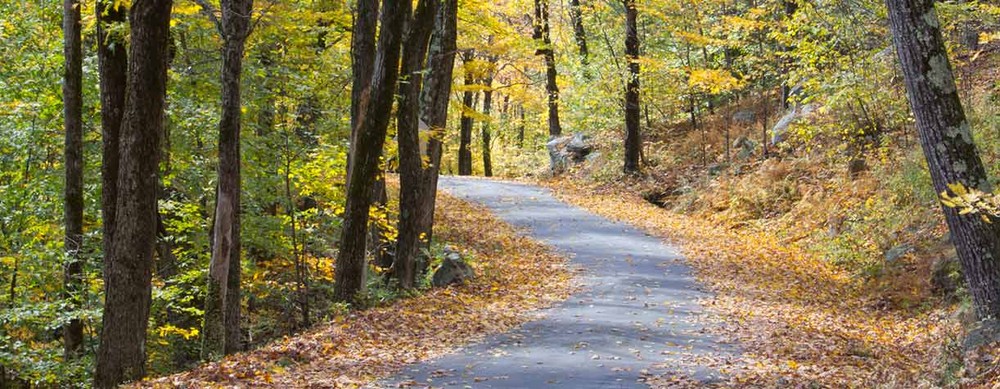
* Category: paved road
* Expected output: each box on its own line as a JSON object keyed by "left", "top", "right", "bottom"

{"left": 379, "top": 177, "right": 735, "bottom": 388}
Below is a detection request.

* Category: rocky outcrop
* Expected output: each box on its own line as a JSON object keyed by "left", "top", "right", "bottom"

{"left": 432, "top": 247, "right": 475, "bottom": 287}
{"left": 547, "top": 133, "right": 594, "bottom": 172}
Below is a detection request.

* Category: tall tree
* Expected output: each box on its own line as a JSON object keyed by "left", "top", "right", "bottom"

{"left": 335, "top": 0, "right": 408, "bottom": 302}
{"left": 202, "top": 0, "right": 253, "bottom": 360}
{"left": 886, "top": 0, "right": 1000, "bottom": 320}
{"left": 568, "top": 0, "right": 589, "bottom": 65}
{"left": 623, "top": 0, "right": 641, "bottom": 174}
{"left": 395, "top": 0, "right": 436, "bottom": 288}
{"left": 61, "top": 0, "right": 84, "bottom": 360}
{"left": 458, "top": 50, "right": 476, "bottom": 176}
{"left": 413, "top": 0, "right": 459, "bottom": 266}
{"left": 534, "top": 0, "right": 562, "bottom": 137}
{"left": 96, "top": 0, "right": 127, "bottom": 284}
{"left": 94, "top": 0, "right": 173, "bottom": 386}
{"left": 346, "top": 0, "right": 379, "bottom": 191}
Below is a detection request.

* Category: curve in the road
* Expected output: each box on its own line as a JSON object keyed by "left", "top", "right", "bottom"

{"left": 380, "top": 177, "right": 737, "bottom": 388}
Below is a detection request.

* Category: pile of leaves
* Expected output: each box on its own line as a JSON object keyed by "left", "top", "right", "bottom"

{"left": 546, "top": 178, "right": 960, "bottom": 387}
{"left": 137, "top": 192, "right": 575, "bottom": 388}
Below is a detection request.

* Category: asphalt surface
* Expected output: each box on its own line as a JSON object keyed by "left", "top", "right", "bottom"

{"left": 378, "top": 177, "right": 735, "bottom": 388}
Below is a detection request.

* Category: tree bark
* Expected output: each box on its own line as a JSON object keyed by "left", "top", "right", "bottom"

{"left": 395, "top": 0, "right": 436, "bottom": 288}
{"left": 346, "top": 0, "right": 379, "bottom": 189}
{"left": 203, "top": 0, "right": 252, "bottom": 360}
{"left": 623, "top": 0, "right": 641, "bottom": 174}
{"left": 335, "top": 0, "right": 408, "bottom": 302}
{"left": 481, "top": 73, "right": 495, "bottom": 177}
{"left": 61, "top": 0, "right": 85, "bottom": 360}
{"left": 458, "top": 51, "right": 476, "bottom": 176}
{"left": 413, "top": 0, "right": 458, "bottom": 265}
{"left": 94, "top": 0, "right": 172, "bottom": 387}
{"left": 534, "top": 0, "right": 562, "bottom": 137}
{"left": 568, "top": 0, "right": 589, "bottom": 65}
{"left": 887, "top": 0, "right": 1000, "bottom": 320}
{"left": 97, "top": 0, "right": 127, "bottom": 277}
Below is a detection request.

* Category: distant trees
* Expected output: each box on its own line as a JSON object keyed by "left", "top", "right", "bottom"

{"left": 94, "top": 0, "right": 173, "bottom": 387}
{"left": 61, "top": 0, "right": 84, "bottom": 360}
{"left": 887, "top": 0, "right": 1000, "bottom": 320}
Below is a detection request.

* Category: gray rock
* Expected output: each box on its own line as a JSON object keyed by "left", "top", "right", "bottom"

{"left": 708, "top": 163, "right": 726, "bottom": 176}
{"left": 432, "top": 248, "right": 475, "bottom": 287}
{"left": 732, "top": 136, "right": 757, "bottom": 161}
{"left": 930, "top": 254, "right": 963, "bottom": 300}
{"left": 771, "top": 103, "right": 818, "bottom": 145}
{"left": 884, "top": 244, "right": 914, "bottom": 264}
{"left": 547, "top": 132, "right": 594, "bottom": 173}
{"left": 732, "top": 110, "right": 755, "bottom": 123}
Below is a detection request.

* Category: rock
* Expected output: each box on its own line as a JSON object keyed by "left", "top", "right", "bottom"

{"left": 731, "top": 136, "right": 757, "bottom": 161}
{"left": 884, "top": 244, "right": 914, "bottom": 264}
{"left": 930, "top": 254, "right": 963, "bottom": 300}
{"left": 432, "top": 247, "right": 475, "bottom": 287}
{"left": 732, "top": 110, "right": 756, "bottom": 124}
{"left": 547, "top": 133, "right": 594, "bottom": 172}
{"left": 708, "top": 163, "right": 726, "bottom": 177}
{"left": 770, "top": 103, "right": 817, "bottom": 145}
{"left": 848, "top": 158, "right": 867, "bottom": 179}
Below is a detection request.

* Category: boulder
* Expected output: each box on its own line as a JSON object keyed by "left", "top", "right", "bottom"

{"left": 731, "top": 136, "right": 758, "bottom": 161}
{"left": 547, "top": 132, "right": 594, "bottom": 172}
{"left": 884, "top": 243, "right": 914, "bottom": 264}
{"left": 930, "top": 254, "right": 963, "bottom": 301}
{"left": 732, "top": 110, "right": 755, "bottom": 124}
{"left": 771, "top": 103, "right": 817, "bottom": 145}
{"left": 432, "top": 247, "right": 475, "bottom": 287}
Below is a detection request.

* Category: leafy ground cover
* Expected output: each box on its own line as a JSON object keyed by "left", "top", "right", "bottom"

{"left": 137, "top": 192, "right": 575, "bottom": 388}
{"left": 545, "top": 178, "right": 963, "bottom": 387}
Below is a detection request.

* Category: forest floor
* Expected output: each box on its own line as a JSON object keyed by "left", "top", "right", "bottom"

{"left": 138, "top": 188, "right": 575, "bottom": 388}
{"left": 379, "top": 177, "right": 735, "bottom": 388}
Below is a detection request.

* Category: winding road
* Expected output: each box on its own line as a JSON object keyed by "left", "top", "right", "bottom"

{"left": 380, "top": 177, "right": 736, "bottom": 388}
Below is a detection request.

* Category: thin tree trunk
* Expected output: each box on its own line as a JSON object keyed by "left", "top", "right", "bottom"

{"left": 568, "top": 0, "right": 589, "bottom": 66}
{"left": 887, "top": 0, "right": 1000, "bottom": 320}
{"left": 94, "top": 0, "right": 172, "bottom": 387}
{"left": 518, "top": 106, "right": 525, "bottom": 147}
{"left": 534, "top": 0, "right": 562, "bottom": 137}
{"left": 458, "top": 51, "right": 475, "bottom": 176}
{"left": 623, "top": 0, "right": 641, "bottom": 174}
{"left": 395, "top": 0, "right": 436, "bottom": 288}
{"left": 62, "top": 0, "right": 85, "bottom": 360}
{"left": 203, "top": 0, "right": 252, "bottom": 360}
{"left": 334, "top": 0, "right": 408, "bottom": 303}
{"left": 481, "top": 73, "right": 495, "bottom": 177}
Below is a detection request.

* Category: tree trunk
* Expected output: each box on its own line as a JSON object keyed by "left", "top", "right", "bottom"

{"left": 623, "top": 0, "right": 641, "bottom": 174}
{"left": 97, "top": 0, "right": 127, "bottom": 277}
{"left": 413, "top": 0, "right": 458, "bottom": 265}
{"left": 347, "top": 0, "right": 379, "bottom": 180}
{"left": 61, "top": 0, "right": 85, "bottom": 360}
{"left": 203, "top": 0, "right": 252, "bottom": 360}
{"left": 395, "top": 0, "right": 436, "bottom": 289}
{"left": 568, "top": 0, "right": 589, "bottom": 66}
{"left": 887, "top": 0, "right": 1000, "bottom": 320}
{"left": 94, "top": 0, "right": 172, "bottom": 387}
{"left": 481, "top": 74, "right": 495, "bottom": 177}
{"left": 334, "top": 0, "right": 408, "bottom": 303}
{"left": 458, "top": 51, "right": 475, "bottom": 176}
{"left": 534, "top": 0, "right": 562, "bottom": 137}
